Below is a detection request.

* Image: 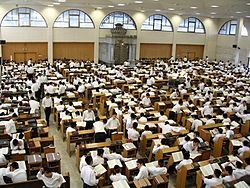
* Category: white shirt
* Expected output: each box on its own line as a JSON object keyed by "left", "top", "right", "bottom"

{"left": 238, "top": 146, "right": 250, "bottom": 156}
{"left": 106, "top": 117, "right": 120, "bottom": 130}
{"left": 93, "top": 121, "right": 106, "bottom": 133}
{"left": 46, "top": 85, "right": 55, "bottom": 94}
{"left": 31, "top": 83, "right": 39, "bottom": 93}
{"left": 37, "top": 171, "right": 66, "bottom": 188}
{"left": 183, "top": 141, "right": 197, "bottom": 153}
{"left": 65, "top": 127, "right": 75, "bottom": 138}
{"left": 206, "top": 119, "right": 215, "bottom": 125}
{"left": 158, "top": 115, "right": 168, "bottom": 122}
{"left": 42, "top": 97, "right": 53, "bottom": 108}
{"left": 225, "top": 130, "right": 234, "bottom": 139}
{"left": 138, "top": 117, "right": 147, "bottom": 123}
{"left": 78, "top": 85, "right": 85, "bottom": 93}
{"left": 203, "top": 106, "right": 213, "bottom": 116}
{"left": 192, "top": 119, "right": 203, "bottom": 131}
{"left": 140, "top": 130, "right": 152, "bottom": 140}
{"left": 58, "top": 85, "right": 66, "bottom": 95}
{"left": 5, "top": 119, "right": 16, "bottom": 135}
{"left": 160, "top": 124, "right": 173, "bottom": 134}
{"left": 0, "top": 154, "right": 7, "bottom": 164}
{"left": 175, "top": 159, "right": 192, "bottom": 170}
{"left": 233, "top": 168, "right": 247, "bottom": 179}
{"left": 6, "top": 168, "right": 27, "bottom": 183}
{"left": 79, "top": 156, "right": 87, "bottom": 171}
{"left": 10, "top": 139, "right": 24, "bottom": 150}
{"left": 110, "top": 173, "right": 128, "bottom": 182}
{"left": 29, "top": 100, "right": 40, "bottom": 114}
{"left": 81, "top": 165, "right": 99, "bottom": 186}
{"left": 149, "top": 167, "right": 168, "bottom": 177}
{"left": 83, "top": 110, "right": 95, "bottom": 121}
{"left": 134, "top": 166, "right": 149, "bottom": 180}
{"left": 127, "top": 128, "right": 140, "bottom": 141}
{"left": 213, "top": 133, "right": 225, "bottom": 142}
{"left": 172, "top": 103, "right": 182, "bottom": 113}
{"left": 204, "top": 177, "right": 223, "bottom": 188}
{"left": 92, "top": 156, "right": 104, "bottom": 166}
{"left": 27, "top": 67, "right": 34, "bottom": 74}
{"left": 103, "top": 153, "right": 125, "bottom": 161}
{"left": 153, "top": 145, "right": 169, "bottom": 154}
{"left": 141, "top": 97, "right": 151, "bottom": 107}
{"left": 222, "top": 175, "right": 235, "bottom": 183}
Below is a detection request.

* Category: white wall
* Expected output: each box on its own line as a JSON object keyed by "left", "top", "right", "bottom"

{"left": 0, "top": 4, "right": 249, "bottom": 63}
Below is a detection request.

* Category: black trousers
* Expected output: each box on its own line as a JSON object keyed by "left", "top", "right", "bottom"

{"left": 45, "top": 107, "right": 51, "bottom": 126}
{"left": 35, "top": 89, "right": 41, "bottom": 101}
{"left": 95, "top": 132, "right": 107, "bottom": 143}
{"left": 83, "top": 183, "right": 96, "bottom": 188}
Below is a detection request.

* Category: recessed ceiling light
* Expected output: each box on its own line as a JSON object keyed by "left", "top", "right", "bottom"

{"left": 235, "top": 11, "right": 242, "bottom": 14}
{"left": 246, "top": 15, "right": 250, "bottom": 18}
{"left": 48, "top": 4, "right": 54, "bottom": 7}
{"left": 155, "top": 9, "right": 161, "bottom": 12}
{"left": 211, "top": 12, "right": 216, "bottom": 15}
{"left": 135, "top": 1, "right": 143, "bottom": 4}
{"left": 190, "top": 6, "right": 197, "bottom": 9}
{"left": 58, "top": 0, "right": 66, "bottom": 2}
{"left": 246, "top": 3, "right": 250, "bottom": 5}
{"left": 53, "top": 2, "right": 60, "bottom": 5}
{"left": 168, "top": 8, "right": 175, "bottom": 11}
{"left": 118, "top": 3, "right": 125, "bottom": 6}
{"left": 153, "top": 0, "right": 159, "bottom": 1}
{"left": 108, "top": 5, "right": 114, "bottom": 8}
{"left": 96, "top": 7, "right": 102, "bottom": 9}
{"left": 211, "top": 5, "right": 219, "bottom": 8}
{"left": 140, "top": 10, "right": 145, "bottom": 12}
{"left": 196, "top": 12, "right": 200, "bottom": 15}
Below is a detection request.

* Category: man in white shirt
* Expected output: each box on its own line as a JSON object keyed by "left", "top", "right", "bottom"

{"left": 26, "top": 64, "right": 34, "bottom": 79}
{"left": 83, "top": 107, "right": 95, "bottom": 122}
{"left": 134, "top": 159, "right": 149, "bottom": 180}
{"left": 203, "top": 169, "right": 223, "bottom": 188}
{"left": 110, "top": 165, "right": 128, "bottom": 182}
{"left": 205, "top": 115, "right": 215, "bottom": 125}
{"left": 58, "top": 82, "right": 66, "bottom": 96}
{"left": 5, "top": 162, "right": 27, "bottom": 183}
{"left": 233, "top": 161, "right": 248, "bottom": 179}
{"left": 158, "top": 111, "right": 168, "bottom": 122}
{"left": 223, "top": 166, "right": 236, "bottom": 183}
{"left": 5, "top": 117, "right": 17, "bottom": 135}
{"left": 152, "top": 138, "right": 169, "bottom": 154}
{"left": 78, "top": 83, "right": 85, "bottom": 96}
{"left": 128, "top": 122, "right": 140, "bottom": 145}
{"left": 10, "top": 138, "right": 24, "bottom": 151}
{"left": 225, "top": 125, "right": 234, "bottom": 139}
{"left": 81, "top": 156, "right": 99, "bottom": 187}
{"left": 93, "top": 117, "right": 107, "bottom": 143}
{"left": 106, "top": 113, "right": 120, "bottom": 131}
{"left": 65, "top": 123, "right": 76, "bottom": 138}
{"left": 140, "top": 125, "right": 152, "bottom": 140}
{"left": 141, "top": 93, "right": 151, "bottom": 107}
{"left": 183, "top": 138, "right": 200, "bottom": 153}
{"left": 213, "top": 128, "right": 225, "bottom": 142}
{"left": 92, "top": 149, "right": 105, "bottom": 167}
{"left": 176, "top": 152, "right": 193, "bottom": 170}
{"left": 37, "top": 167, "right": 66, "bottom": 188}
{"left": 238, "top": 140, "right": 250, "bottom": 157}
{"left": 29, "top": 97, "right": 40, "bottom": 114}
{"left": 31, "top": 80, "right": 40, "bottom": 101}
{"left": 149, "top": 159, "right": 168, "bottom": 177}
{"left": 172, "top": 99, "right": 183, "bottom": 113}
{"left": 42, "top": 94, "right": 53, "bottom": 126}
{"left": 203, "top": 104, "right": 213, "bottom": 117}
{"left": 191, "top": 115, "right": 203, "bottom": 131}
{"left": 46, "top": 83, "right": 55, "bottom": 95}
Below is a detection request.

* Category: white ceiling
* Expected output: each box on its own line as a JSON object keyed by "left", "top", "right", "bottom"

{"left": 1, "top": 0, "right": 250, "bottom": 19}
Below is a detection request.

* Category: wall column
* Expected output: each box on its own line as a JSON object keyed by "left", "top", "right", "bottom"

{"left": 234, "top": 18, "right": 243, "bottom": 65}
{"left": 47, "top": 26, "right": 53, "bottom": 63}
{"left": 172, "top": 31, "right": 176, "bottom": 59}
{"left": 94, "top": 28, "right": 99, "bottom": 63}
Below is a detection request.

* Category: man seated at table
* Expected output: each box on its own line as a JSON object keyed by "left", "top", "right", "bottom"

{"left": 110, "top": 165, "right": 128, "bottom": 182}
{"left": 83, "top": 106, "right": 95, "bottom": 129}
{"left": 175, "top": 152, "right": 192, "bottom": 170}
{"left": 10, "top": 137, "right": 24, "bottom": 151}
{"left": 153, "top": 138, "right": 169, "bottom": 154}
{"left": 134, "top": 159, "right": 149, "bottom": 180}
{"left": 140, "top": 125, "right": 152, "bottom": 140}
{"left": 203, "top": 169, "right": 222, "bottom": 188}
{"left": 5, "top": 162, "right": 27, "bottom": 183}
{"left": 106, "top": 113, "right": 120, "bottom": 133}
{"left": 238, "top": 140, "right": 250, "bottom": 157}
{"left": 148, "top": 159, "right": 168, "bottom": 177}
{"left": 93, "top": 117, "right": 107, "bottom": 143}
{"left": 141, "top": 93, "right": 151, "bottom": 107}
{"left": 65, "top": 122, "right": 77, "bottom": 138}
{"left": 37, "top": 166, "right": 66, "bottom": 188}
{"left": 212, "top": 128, "right": 225, "bottom": 142}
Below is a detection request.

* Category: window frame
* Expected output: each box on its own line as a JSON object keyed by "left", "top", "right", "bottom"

{"left": 54, "top": 9, "right": 95, "bottom": 28}
{"left": 1, "top": 7, "right": 47, "bottom": 27}
{"left": 177, "top": 17, "right": 205, "bottom": 34}
{"left": 141, "top": 14, "right": 173, "bottom": 32}
{"left": 100, "top": 11, "right": 137, "bottom": 30}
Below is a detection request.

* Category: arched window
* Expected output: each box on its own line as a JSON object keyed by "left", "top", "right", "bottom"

{"left": 1, "top": 7, "right": 47, "bottom": 27}
{"left": 177, "top": 17, "right": 205, "bottom": 33}
{"left": 100, "top": 11, "right": 136, "bottom": 30}
{"left": 219, "top": 20, "right": 248, "bottom": 37}
{"left": 219, "top": 20, "right": 237, "bottom": 35}
{"left": 141, "top": 14, "right": 173, "bottom": 32}
{"left": 54, "top": 9, "right": 94, "bottom": 28}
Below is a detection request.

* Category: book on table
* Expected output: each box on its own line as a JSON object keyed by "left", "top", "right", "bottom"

{"left": 112, "top": 180, "right": 130, "bottom": 188}
{"left": 94, "top": 164, "right": 107, "bottom": 175}
{"left": 200, "top": 163, "right": 222, "bottom": 177}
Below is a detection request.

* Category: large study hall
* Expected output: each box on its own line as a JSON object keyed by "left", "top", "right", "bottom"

{"left": 0, "top": 0, "right": 250, "bottom": 188}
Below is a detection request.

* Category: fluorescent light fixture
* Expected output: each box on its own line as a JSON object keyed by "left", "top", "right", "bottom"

{"left": 155, "top": 9, "right": 161, "bottom": 11}
{"left": 58, "top": 0, "right": 66, "bottom": 2}
{"left": 235, "top": 11, "right": 242, "bottom": 13}
{"left": 246, "top": 15, "right": 250, "bottom": 18}
{"left": 135, "top": 1, "right": 143, "bottom": 4}
{"left": 190, "top": 6, "right": 197, "bottom": 9}
{"left": 108, "top": 5, "right": 114, "bottom": 7}
{"left": 140, "top": 10, "right": 145, "bottom": 12}
{"left": 118, "top": 3, "right": 125, "bottom": 6}
{"left": 96, "top": 7, "right": 102, "bottom": 9}
{"left": 168, "top": 8, "right": 175, "bottom": 11}
{"left": 53, "top": 2, "right": 60, "bottom": 5}
{"left": 211, "top": 12, "right": 216, "bottom": 15}
{"left": 211, "top": 5, "right": 219, "bottom": 8}
{"left": 246, "top": 3, "right": 250, "bottom": 5}
{"left": 196, "top": 12, "right": 200, "bottom": 15}
{"left": 48, "top": 4, "right": 54, "bottom": 7}
{"left": 153, "top": 0, "right": 159, "bottom": 1}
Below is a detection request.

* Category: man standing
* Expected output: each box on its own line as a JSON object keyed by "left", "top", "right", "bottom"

{"left": 42, "top": 94, "right": 53, "bottom": 126}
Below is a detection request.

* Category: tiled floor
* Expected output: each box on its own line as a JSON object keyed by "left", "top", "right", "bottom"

{"left": 46, "top": 113, "right": 193, "bottom": 188}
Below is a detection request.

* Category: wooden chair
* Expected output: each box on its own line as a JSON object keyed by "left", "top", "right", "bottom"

{"left": 44, "top": 146, "right": 56, "bottom": 156}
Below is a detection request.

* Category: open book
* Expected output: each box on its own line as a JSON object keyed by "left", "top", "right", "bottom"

{"left": 11, "top": 149, "right": 25, "bottom": 154}
{"left": 234, "top": 181, "right": 249, "bottom": 188}
{"left": 172, "top": 151, "right": 184, "bottom": 162}
{"left": 231, "top": 139, "right": 243, "bottom": 147}
{"left": 107, "top": 159, "right": 122, "bottom": 169}
{"left": 122, "top": 143, "right": 136, "bottom": 150}
{"left": 200, "top": 163, "right": 222, "bottom": 177}
{"left": 125, "top": 159, "right": 137, "bottom": 170}
{"left": 0, "top": 147, "right": 8, "bottom": 155}
{"left": 112, "top": 180, "right": 130, "bottom": 188}
{"left": 145, "top": 161, "right": 158, "bottom": 170}
{"left": 94, "top": 164, "right": 107, "bottom": 175}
